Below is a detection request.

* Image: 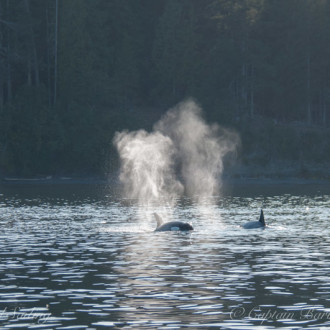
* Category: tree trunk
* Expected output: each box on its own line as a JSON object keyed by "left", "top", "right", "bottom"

{"left": 0, "top": 70, "right": 3, "bottom": 107}
{"left": 306, "top": 53, "right": 312, "bottom": 125}
{"left": 24, "top": 0, "right": 40, "bottom": 87}
{"left": 27, "top": 53, "right": 32, "bottom": 86}
{"left": 250, "top": 65, "right": 254, "bottom": 118}
{"left": 0, "top": 38, "right": 3, "bottom": 107}
{"left": 322, "top": 88, "right": 327, "bottom": 127}
{"left": 46, "top": 4, "right": 51, "bottom": 106}
{"left": 5, "top": 0, "right": 12, "bottom": 103}
{"left": 54, "top": 0, "right": 58, "bottom": 105}
{"left": 6, "top": 59, "right": 12, "bottom": 101}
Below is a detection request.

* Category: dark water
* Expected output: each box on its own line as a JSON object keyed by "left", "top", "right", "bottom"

{"left": 0, "top": 183, "right": 330, "bottom": 329}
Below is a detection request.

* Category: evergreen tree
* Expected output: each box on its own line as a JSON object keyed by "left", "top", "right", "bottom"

{"left": 152, "top": 0, "right": 202, "bottom": 106}
{"left": 0, "top": 0, "right": 330, "bottom": 176}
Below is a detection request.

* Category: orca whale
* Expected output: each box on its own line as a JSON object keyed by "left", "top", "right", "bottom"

{"left": 154, "top": 213, "right": 193, "bottom": 232}
{"left": 242, "top": 209, "right": 265, "bottom": 229}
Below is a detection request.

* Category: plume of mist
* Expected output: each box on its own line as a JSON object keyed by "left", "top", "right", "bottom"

{"left": 113, "top": 130, "right": 183, "bottom": 206}
{"left": 113, "top": 99, "right": 240, "bottom": 207}
{"left": 156, "top": 100, "right": 239, "bottom": 201}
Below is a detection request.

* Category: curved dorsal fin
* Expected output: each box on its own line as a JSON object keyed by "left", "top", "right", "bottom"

{"left": 259, "top": 209, "right": 265, "bottom": 225}
{"left": 153, "top": 213, "right": 163, "bottom": 228}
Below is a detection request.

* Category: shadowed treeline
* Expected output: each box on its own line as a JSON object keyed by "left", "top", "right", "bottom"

{"left": 0, "top": 0, "right": 330, "bottom": 177}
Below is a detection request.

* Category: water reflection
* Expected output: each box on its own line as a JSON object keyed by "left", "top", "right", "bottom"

{"left": 0, "top": 183, "right": 329, "bottom": 328}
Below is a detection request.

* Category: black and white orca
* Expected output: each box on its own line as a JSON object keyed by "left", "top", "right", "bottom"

{"left": 242, "top": 209, "right": 266, "bottom": 229}
{"left": 154, "top": 213, "right": 193, "bottom": 232}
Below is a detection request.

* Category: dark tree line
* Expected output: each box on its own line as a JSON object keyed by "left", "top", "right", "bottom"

{"left": 1, "top": 0, "right": 330, "bottom": 177}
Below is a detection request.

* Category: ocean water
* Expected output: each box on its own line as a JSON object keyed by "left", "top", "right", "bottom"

{"left": 0, "top": 183, "right": 329, "bottom": 329}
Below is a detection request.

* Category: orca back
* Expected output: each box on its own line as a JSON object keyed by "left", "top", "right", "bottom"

{"left": 154, "top": 216, "right": 193, "bottom": 232}
{"left": 242, "top": 209, "right": 266, "bottom": 229}
{"left": 242, "top": 221, "right": 264, "bottom": 229}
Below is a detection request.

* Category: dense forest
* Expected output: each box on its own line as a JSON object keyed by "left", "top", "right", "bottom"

{"left": 1, "top": 0, "right": 330, "bottom": 178}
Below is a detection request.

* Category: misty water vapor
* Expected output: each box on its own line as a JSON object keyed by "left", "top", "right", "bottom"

{"left": 114, "top": 100, "right": 239, "bottom": 207}
{"left": 114, "top": 130, "right": 183, "bottom": 206}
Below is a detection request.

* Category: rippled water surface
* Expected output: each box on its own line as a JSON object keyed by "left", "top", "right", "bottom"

{"left": 0, "top": 183, "right": 330, "bottom": 329}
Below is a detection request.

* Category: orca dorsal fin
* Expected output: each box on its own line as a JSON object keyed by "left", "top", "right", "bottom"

{"left": 259, "top": 209, "right": 265, "bottom": 225}
{"left": 153, "top": 213, "right": 163, "bottom": 228}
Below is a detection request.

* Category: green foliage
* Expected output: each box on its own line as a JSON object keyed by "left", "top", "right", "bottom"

{"left": 0, "top": 0, "right": 330, "bottom": 177}
{"left": 2, "top": 86, "right": 61, "bottom": 175}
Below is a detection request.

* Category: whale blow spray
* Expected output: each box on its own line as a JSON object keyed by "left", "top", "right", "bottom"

{"left": 113, "top": 130, "right": 183, "bottom": 206}
{"left": 114, "top": 99, "right": 239, "bottom": 206}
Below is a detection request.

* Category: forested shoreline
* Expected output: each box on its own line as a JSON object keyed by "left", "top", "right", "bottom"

{"left": 1, "top": 0, "right": 330, "bottom": 178}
